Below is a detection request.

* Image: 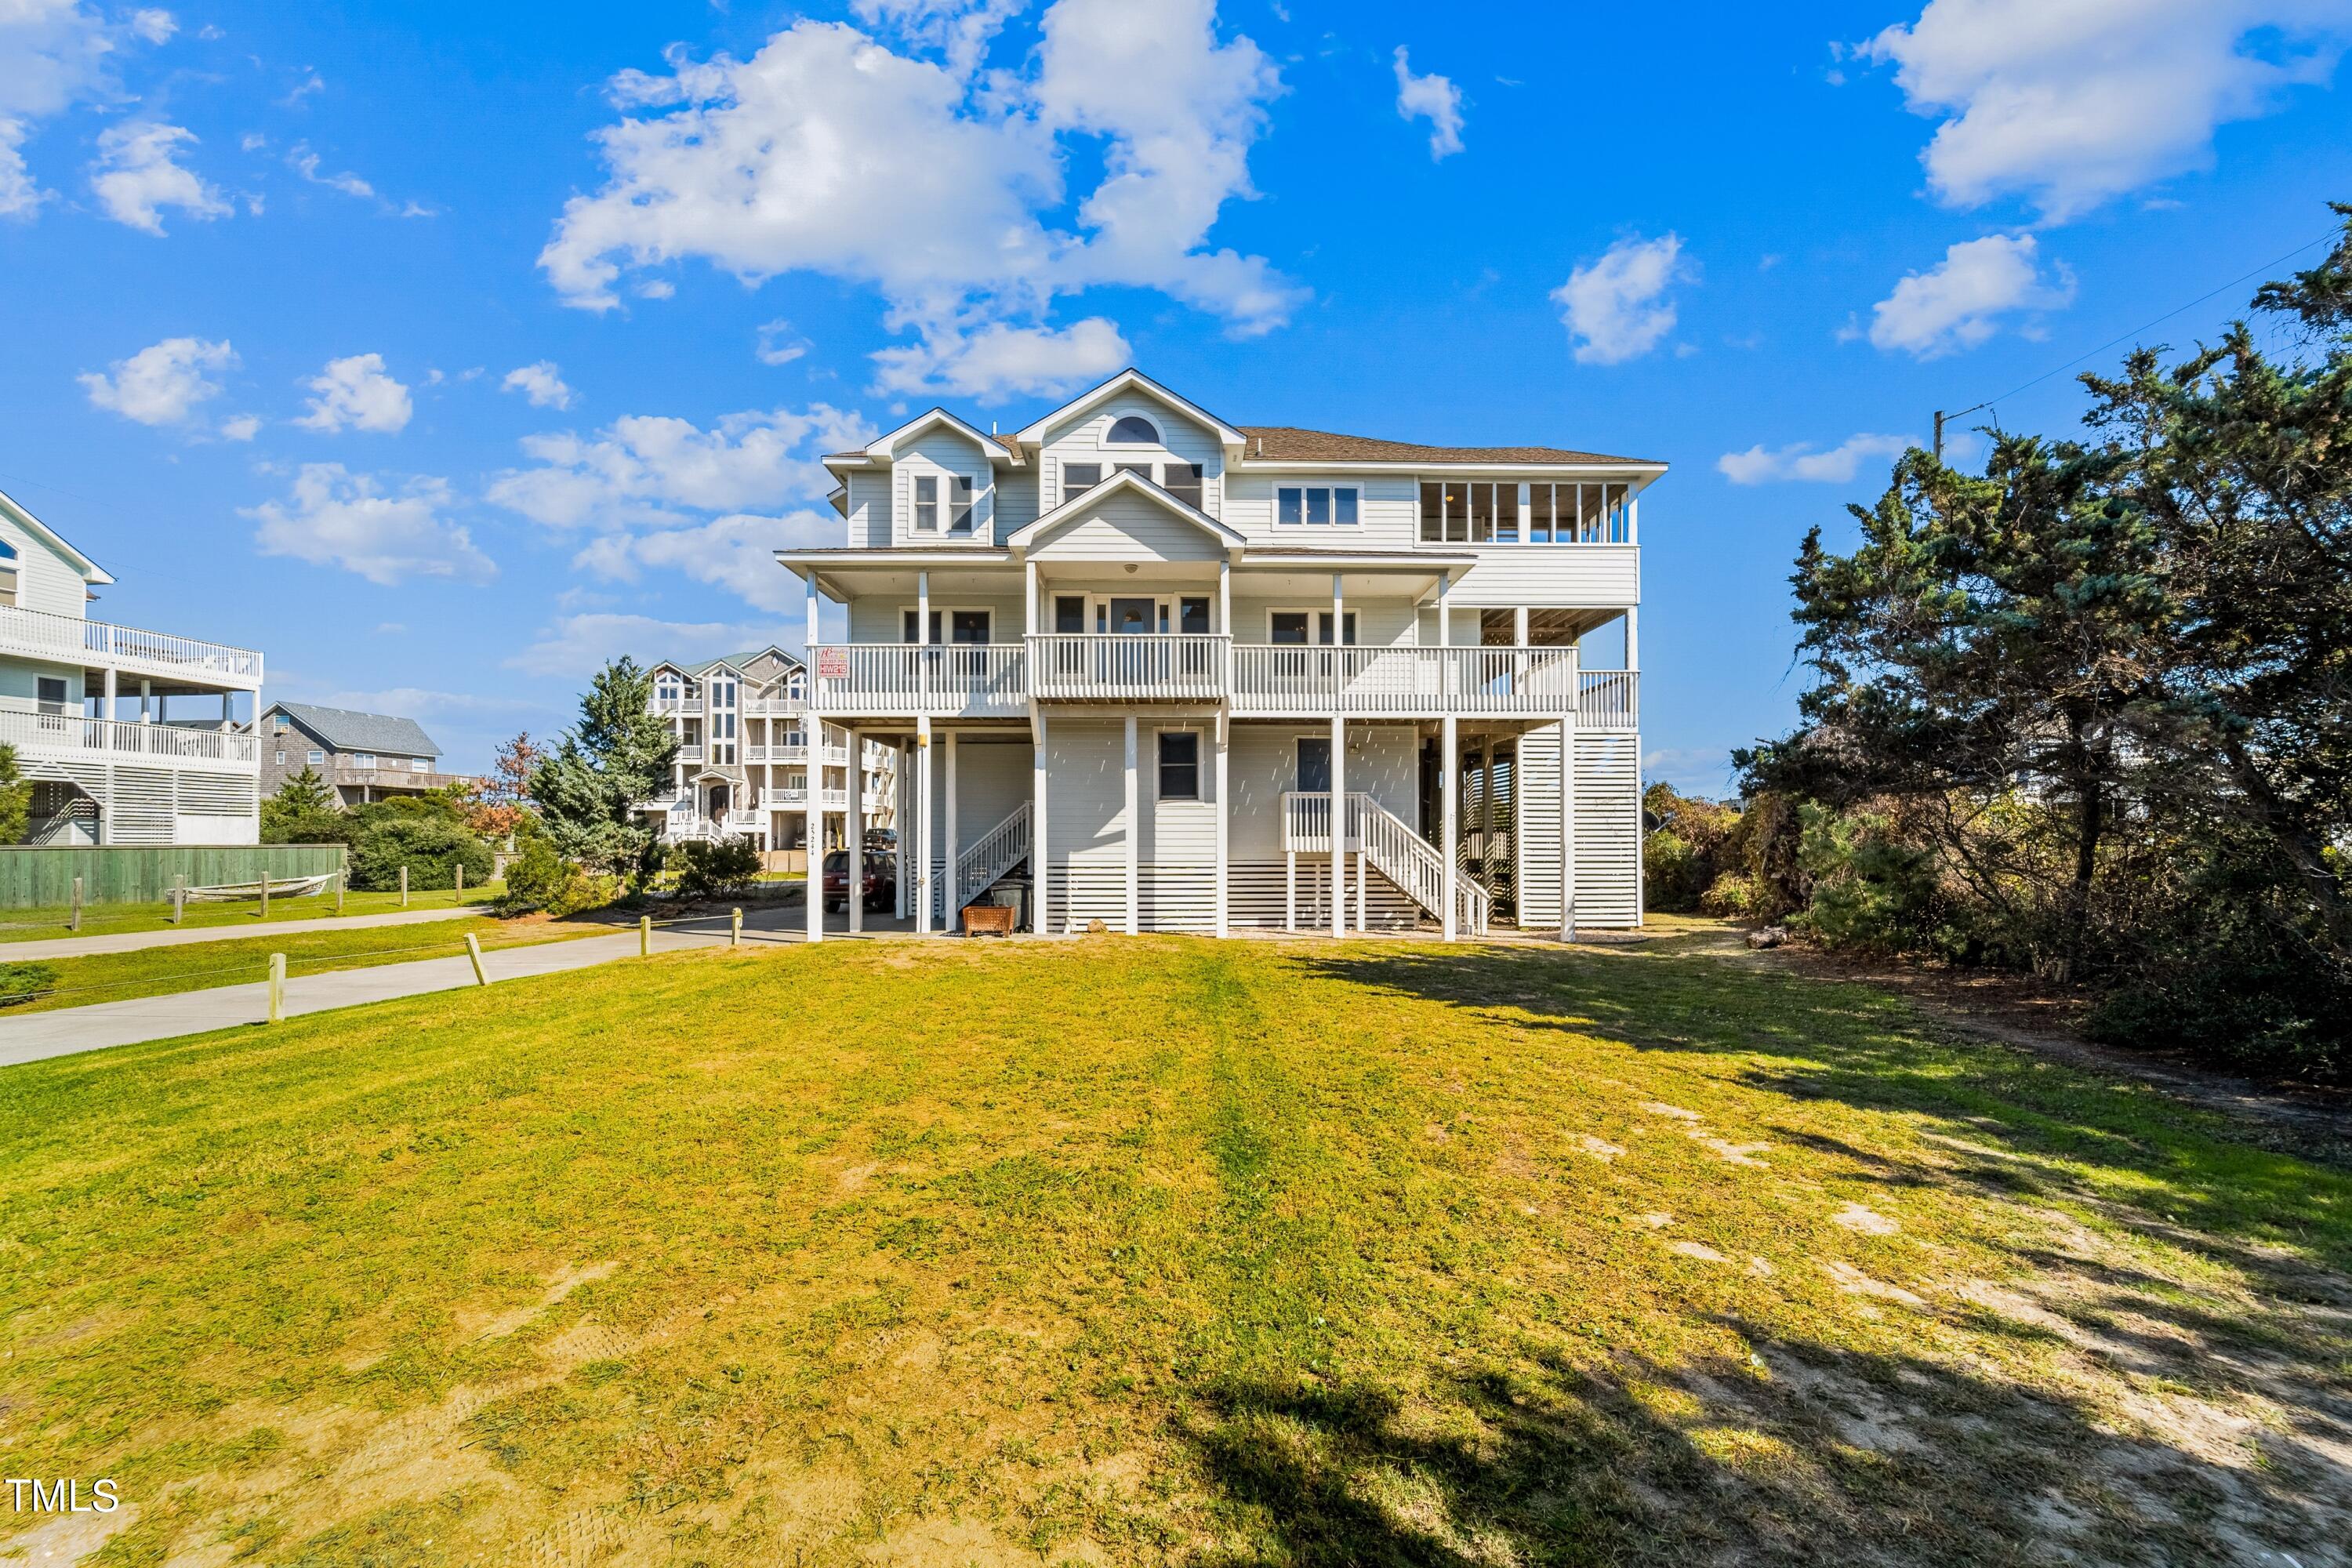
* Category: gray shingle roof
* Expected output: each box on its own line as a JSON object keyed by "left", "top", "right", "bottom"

{"left": 1236, "top": 426, "right": 1661, "bottom": 466}
{"left": 269, "top": 702, "right": 440, "bottom": 760}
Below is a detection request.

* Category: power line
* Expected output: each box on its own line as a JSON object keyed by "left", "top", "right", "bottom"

{"left": 1933, "top": 222, "right": 2344, "bottom": 459}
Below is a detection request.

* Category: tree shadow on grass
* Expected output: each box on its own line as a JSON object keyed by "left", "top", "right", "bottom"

{"left": 1181, "top": 1329, "right": 2351, "bottom": 1567}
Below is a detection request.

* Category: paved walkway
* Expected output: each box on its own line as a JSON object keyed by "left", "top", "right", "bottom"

{"left": 0, "top": 905, "right": 917, "bottom": 1069}
{"left": 0, "top": 904, "right": 485, "bottom": 961}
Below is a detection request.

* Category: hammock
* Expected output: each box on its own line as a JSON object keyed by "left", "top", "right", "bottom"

{"left": 177, "top": 873, "right": 336, "bottom": 903}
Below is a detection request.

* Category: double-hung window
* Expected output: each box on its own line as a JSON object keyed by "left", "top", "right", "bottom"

{"left": 1276, "top": 485, "right": 1359, "bottom": 525}
{"left": 912, "top": 476, "right": 939, "bottom": 532}
{"left": 1157, "top": 731, "right": 1200, "bottom": 800}
{"left": 1063, "top": 462, "right": 1102, "bottom": 499}
{"left": 0, "top": 539, "right": 17, "bottom": 607}
{"left": 307, "top": 749, "right": 324, "bottom": 765}
{"left": 1318, "top": 611, "right": 1358, "bottom": 646}
{"left": 949, "top": 475, "right": 976, "bottom": 533}
{"left": 354, "top": 753, "right": 377, "bottom": 771}
{"left": 1163, "top": 463, "right": 1204, "bottom": 508}
{"left": 35, "top": 676, "right": 65, "bottom": 714}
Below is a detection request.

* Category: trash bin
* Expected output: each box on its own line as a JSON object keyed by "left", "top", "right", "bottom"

{"left": 990, "top": 876, "right": 1033, "bottom": 931}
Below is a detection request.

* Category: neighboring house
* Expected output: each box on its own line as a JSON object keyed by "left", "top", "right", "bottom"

{"left": 768, "top": 367, "right": 1658, "bottom": 938}
{"left": 636, "top": 648, "right": 897, "bottom": 851}
{"left": 0, "top": 486, "right": 263, "bottom": 846}
{"left": 259, "top": 702, "right": 473, "bottom": 808}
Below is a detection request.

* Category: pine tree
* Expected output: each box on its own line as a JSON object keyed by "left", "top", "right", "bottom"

{"left": 527, "top": 659, "right": 678, "bottom": 884}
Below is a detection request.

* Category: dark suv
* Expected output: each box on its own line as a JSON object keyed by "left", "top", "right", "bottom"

{"left": 822, "top": 849, "right": 896, "bottom": 913}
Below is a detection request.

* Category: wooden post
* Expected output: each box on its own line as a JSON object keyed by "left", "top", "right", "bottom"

{"left": 640, "top": 914, "right": 652, "bottom": 957}
{"left": 172, "top": 879, "right": 185, "bottom": 926}
{"left": 731, "top": 907, "right": 742, "bottom": 948}
{"left": 464, "top": 932, "right": 489, "bottom": 986}
{"left": 69, "top": 875, "right": 82, "bottom": 932}
{"left": 259, "top": 866, "right": 269, "bottom": 920}
{"left": 267, "top": 953, "right": 285, "bottom": 1023}
{"left": 456, "top": 863, "right": 465, "bottom": 896}
{"left": 335, "top": 870, "right": 344, "bottom": 916}
{"left": 400, "top": 865, "right": 408, "bottom": 908}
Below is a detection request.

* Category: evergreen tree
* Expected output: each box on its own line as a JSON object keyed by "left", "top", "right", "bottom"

{"left": 527, "top": 659, "right": 677, "bottom": 884}
{"left": 260, "top": 767, "right": 344, "bottom": 844}
{"left": 0, "top": 744, "right": 29, "bottom": 845}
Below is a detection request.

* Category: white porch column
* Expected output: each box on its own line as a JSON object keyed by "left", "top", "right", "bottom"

{"left": 1330, "top": 713, "right": 1346, "bottom": 938}
{"left": 943, "top": 730, "right": 960, "bottom": 933}
{"left": 1514, "top": 605, "right": 1530, "bottom": 646}
{"left": 1436, "top": 572, "right": 1451, "bottom": 646}
{"left": 915, "top": 717, "right": 933, "bottom": 935}
{"left": 1331, "top": 571, "right": 1345, "bottom": 647}
{"left": 1214, "top": 710, "right": 1229, "bottom": 938}
{"left": 1025, "top": 559, "right": 1039, "bottom": 635}
{"left": 804, "top": 577, "right": 826, "bottom": 944}
{"left": 1123, "top": 716, "right": 1140, "bottom": 935}
{"left": 847, "top": 727, "right": 864, "bottom": 935}
{"left": 1441, "top": 714, "right": 1459, "bottom": 942}
{"left": 1033, "top": 712, "right": 1050, "bottom": 935}
{"left": 1625, "top": 604, "right": 1640, "bottom": 672}
{"left": 917, "top": 569, "right": 931, "bottom": 644}
{"left": 101, "top": 666, "right": 115, "bottom": 724}
{"left": 138, "top": 678, "right": 151, "bottom": 724}
{"left": 895, "top": 742, "right": 912, "bottom": 920}
{"left": 1561, "top": 712, "right": 1578, "bottom": 944}
{"left": 1218, "top": 557, "right": 1232, "bottom": 633}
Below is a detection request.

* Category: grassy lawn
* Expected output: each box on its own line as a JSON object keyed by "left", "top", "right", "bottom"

{"left": 0, "top": 884, "right": 501, "bottom": 943}
{"left": 2, "top": 924, "right": 2348, "bottom": 1566}
{"left": 0, "top": 913, "right": 604, "bottom": 1014}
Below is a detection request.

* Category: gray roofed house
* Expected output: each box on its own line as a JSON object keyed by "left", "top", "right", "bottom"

{"left": 260, "top": 701, "right": 473, "bottom": 809}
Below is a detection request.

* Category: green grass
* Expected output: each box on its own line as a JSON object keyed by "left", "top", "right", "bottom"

{"left": 2, "top": 924, "right": 2347, "bottom": 1566}
{"left": 0, "top": 884, "right": 501, "bottom": 942}
{"left": 0, "top": 913, "right": 604, "bottom": 1014}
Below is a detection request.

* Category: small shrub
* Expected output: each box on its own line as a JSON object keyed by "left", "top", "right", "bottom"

{"left": 349, "top": 815, "right": 495, "bottom": 892}
{"left": 671, "top": 836, "right": 761, "bottom": 901}
{"left": 0, "top": 960, "right": 58, "bottom": 1007}
{"left": 499, "top": 835, "right": 568, "bottom": 913}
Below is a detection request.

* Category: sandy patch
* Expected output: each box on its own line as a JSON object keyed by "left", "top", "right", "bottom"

{"left": 1821, "top": 1259, "right": 1926, "bottom": 1308}
{"left": 1668, "top": 1240, "right": 1730, "bottom": 1264}
{"left": 1574, "top": 1134, "right": 1627, "bottom": 1161}
{"left": 1833, "top": 1202, "right": 1900, "bottom": 1235}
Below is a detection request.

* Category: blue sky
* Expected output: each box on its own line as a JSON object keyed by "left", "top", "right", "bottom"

{"left": 3, "top": 0, "right": 2349, "bottom": 786}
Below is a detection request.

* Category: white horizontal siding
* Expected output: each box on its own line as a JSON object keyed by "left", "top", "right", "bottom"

{"left": 994, "top": 469, "right": 1039, "bottom": 543}
{"left": 1228, "top": 722, "right": 1418, "bottom": 860}
{"left": 1038, "top": 391, "right": 1225, "bottom": 518}
{"left": 1220, "top": 471, "right": 1418, "bottom": 550}
{"left": 1029, "top": 494, "right": 1225, "bottom": 563}
{"left": 1229, "top": 595, "right": 1419, "bottom": 648}
{"left": 891, "top": 430, "right": 996, "bottom": 548}
{"left": 844, "top": 593, "right": 1025, "bottom": 644}
{"left": 847, "top": 470, "right": 891, "bottom": 549}
{"left": 1449, "top": 546, "right": 1639, "bottom": 607}
{"left": 1229, "top": 860, "right": 1418, "bottom": 930}
{"left": 1515, "top": 723, "right": 1642, "bottom": 931}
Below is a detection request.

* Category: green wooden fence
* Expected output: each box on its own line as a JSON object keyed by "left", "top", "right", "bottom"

{"left": 0, "top": 845, "right": 349, "bottom": 909}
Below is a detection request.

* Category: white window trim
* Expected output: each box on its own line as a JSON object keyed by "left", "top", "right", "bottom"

{"left": 1104, "top": 415, "right": 1163, "bottom": 446}
{"left": 896, "top": 605, "right": 997, "bottom": 644}
{"left": 1267, "top": 607, "right": 1359, "bottom": 645}
{"left": 1415, "top": 477, "right": 1634, "bottom": 546}
{"left": 1154, "top": 725, "right": 1204, "bottom": 803}
{"left": 1274, "top": 482, "right": 1362, "bottom": 527}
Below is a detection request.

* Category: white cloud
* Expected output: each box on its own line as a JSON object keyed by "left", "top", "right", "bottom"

{"left": 296, "top": 352, "right": 414, "bottom": 434}
{"left": 246, "top": 464, "right": 495, "bottom": 585}
{"left": 78, "top": 336, "right": 234, "bottom": 426}
{"left": 1719, "top": 432, "right": 1917, "bottom": 485}
{"left": 869, "top": 316, "right": 1129, "bottom": 401}
{"left": 287, "top": 140, "right": 372, "bottom": 198}
{"left": 220, "top": 412, "right": 260, "bottom": 441}
{"left": 754, "top": 318, "right": 809, "bottom": 366}
{"left": 1552, "top": 233, "right": 1692, "bottom": 365}
{"left": 505, "top": 612, "right": 787, "bottom": 678}
{"left": 486, "top": 405, "right": 866, "bottom": 530}
{"left": 89, "top": 120, "right": 228, "bottom": 233}
{"left": 1864, "top": 232, "right": 2074, "bottom": 358}
{"left": 0, "top": 1, "right": 113, "bottom": 125}
{"left": 850, "top": 0, "right": 1025, "bottom": 78}
{"left": 501, "top": 361, "right": 575, "bottom": 410}
{"left": 539, "top": 3, "right": 1299, "bottom": 398}
{"left": 129, "top": 9, "right": 175, "bottom": 44}
{"left": 0, "top": 121, "right": 43, "bottom": 218}
{"left": 1860, "top": 0, "right": 2351, "bottom": 221}
{"left": 573, "top": 510, "right": 838, "bottom": 612}
{"left": 1392, "top": 46, "right": 1464, "bottom": 159}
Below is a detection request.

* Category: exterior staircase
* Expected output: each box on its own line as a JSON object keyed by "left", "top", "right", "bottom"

{"left": 1284, "top": 792, "right": 1490, "bottom": 935}
{"left": 938, "top": 801, "right": 1030, "bottom": 920}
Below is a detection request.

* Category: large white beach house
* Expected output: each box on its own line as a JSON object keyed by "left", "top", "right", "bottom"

{"left": 779, "top": 370, "right": 1657, "bottom": 941}
{"left": 0, "top": 488, "right": 263, "bottom": 844}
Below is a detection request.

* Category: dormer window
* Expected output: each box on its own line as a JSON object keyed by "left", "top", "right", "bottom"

{"left": 0, "top": 539, "right": 16, "bottom": 608}
{"left": 913, "top": 475, "right": 939, "bottom": 532}
{"left": 1106, "top": 415, "right": 1160, "bottom": 445}
{"left": 949, "top": 474, "right": 976, "bottom": 533}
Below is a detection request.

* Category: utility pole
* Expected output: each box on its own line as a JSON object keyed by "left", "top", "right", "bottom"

{"left": 1933, "top": 410, "right": 1945, "bottom": 463}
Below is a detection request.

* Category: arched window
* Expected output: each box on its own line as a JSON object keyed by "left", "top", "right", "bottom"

{"left": 1105, "top": 415, "right": 1160, "bottom": 445}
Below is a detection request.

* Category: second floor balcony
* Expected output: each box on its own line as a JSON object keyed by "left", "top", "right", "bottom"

{"left": 0, "top": 601, "right": 263, "bottom": 687}
{"left": 800, "top": 639, "right": 1639, "bottom": 727}
{"left": 2, "top": 709, "right": 259, "bottom": 769}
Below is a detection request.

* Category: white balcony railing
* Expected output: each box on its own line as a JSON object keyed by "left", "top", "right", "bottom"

{"left": 746, "top": 742, "right": 851, "bottom": 766}
{"left": 760, "top": 786, "right": 851, "bottom": 811}
{"left": 1578, "top": 670, "right": 1639, "bottom": 729}
{"left": 1028, "top": 634, "right": 1228, "bottom": 701}
{"left": 808, "top": 644, "right": 1027, "bottom": 718}
{"left": 1, "top": 709, "right": 258, "bottom": 767}
{"left": 0, "top": 602, "right": 263, "bottom": 684}
{"left": 677, "top": 743, "right": 704, "bottom": 763}
{"left": 1232, "top": 646, "right": 1579, "bottom": 717}
{"left": 794, "top": 641, "right": 1634, "bottom": 725}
